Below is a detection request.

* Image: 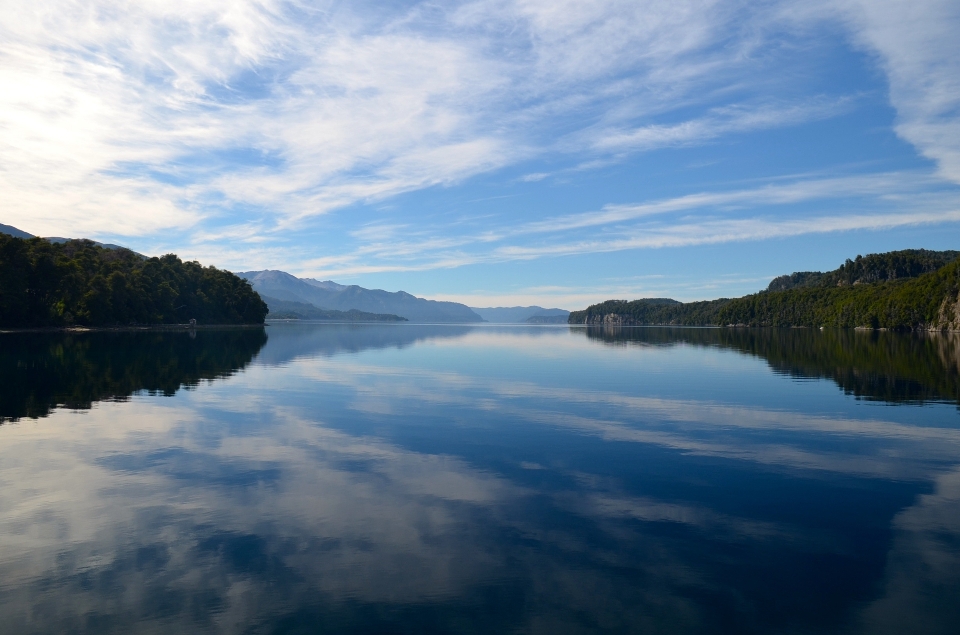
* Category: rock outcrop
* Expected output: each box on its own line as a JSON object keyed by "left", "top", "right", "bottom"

{"left": 933, "top": 288, "right": 960, "bottom": 331}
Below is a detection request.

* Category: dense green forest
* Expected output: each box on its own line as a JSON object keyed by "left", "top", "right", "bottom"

{"left": 570, "top": 249, "right": 960, "bottom": 330}
{"left": 0, "top": 329, "right": 267, "bottom": 422}
{"left": 766, "top": 249, "right": 959, "bottom": 291}
{"left": 570, "top": 297, "right": 731, "bottom": 326}
{"left": 0, "top": 235, "right": 268, "bottom": 327}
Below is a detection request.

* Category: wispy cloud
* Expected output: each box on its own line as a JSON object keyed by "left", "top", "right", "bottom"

{"left": 290, "top": 203, "right": 960, "bottom": 280}
{"left": 513, "top": 171, "right": 936, "bottom": 235}
{"left": 841, "top": 0, "right": 960, "bottom": 183}
{"left": 1, "top": 0, "right": 958, "bottom": 301}
{"left": 0, "top": 0, "right": 903, "bottom": 238}
{"left": 590, "top": 98, "right": 853, "bottom": 153}
{"left": 284, "top": 172, "right": 960, "bottom": 282}
{"left": 493, "top": 208, "right": 960, "bottom": 260}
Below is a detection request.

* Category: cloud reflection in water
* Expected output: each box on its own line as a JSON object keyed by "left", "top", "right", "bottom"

{"left": 0, "top": 324, "right": 958, "bottom": 634}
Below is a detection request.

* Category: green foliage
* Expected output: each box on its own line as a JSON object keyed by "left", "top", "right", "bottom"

{"left": 570, "top": 252, "right": 960, "bottom": 330}
{"left": 718, "top": 258, "right": 960, "bottom": 328}
{"left": 766, "top": 271, "right": 824, "bottom": 291}
{"left": 0, "top": 235, "right": 268, "bottom": 327}
{"left": 0, "top": 329, "right": 267, "bottom": 422}
{"left": 568, "top": 298, "right": 730, "bottom": 325}
{"left": 766, "top": 249, "right": 959, "bottom": 291}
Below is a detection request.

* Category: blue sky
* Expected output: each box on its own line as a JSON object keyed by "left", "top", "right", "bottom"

{"left": 2, "top": 0, "right": 959, "bottom": 308}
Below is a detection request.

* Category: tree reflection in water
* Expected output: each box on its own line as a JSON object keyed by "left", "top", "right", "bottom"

{"left": 580, "top": 327, "right": 960, "bottom": 406}
{"left": 0, "top": 328, "right": 267, "bottom": 423}
{"left": 2, "top": 325, "right": 960, "bottom": 634}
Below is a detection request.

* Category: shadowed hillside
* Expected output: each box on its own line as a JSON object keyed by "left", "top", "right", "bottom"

{"left": 0, "top": 235, "right": 267, "bottom": 327}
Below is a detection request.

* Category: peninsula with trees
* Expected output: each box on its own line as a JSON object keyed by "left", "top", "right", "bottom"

{"left": 569, "top": 249, "right": 960, "bottom": 331}
{"left": 0, "top": 233, "right": 268, "bottom": 328}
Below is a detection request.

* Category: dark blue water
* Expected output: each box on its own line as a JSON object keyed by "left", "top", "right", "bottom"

{"left": 1, "top": 324, "right": 959, "bottom": 634}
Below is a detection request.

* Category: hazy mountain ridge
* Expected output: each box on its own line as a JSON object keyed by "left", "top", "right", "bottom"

{"left": 301, "top": 278, "right": 348, "bottom": 291}
{"left": 261, "top": 295, "right": 406, "bottom": 322}
{"left": 239, "top": 270, "right": 483, "bottom": 323}
{"left": 470, "top": 306, "right": 570, "bottom": 323}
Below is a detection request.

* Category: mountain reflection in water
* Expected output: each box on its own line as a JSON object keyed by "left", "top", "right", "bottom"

{"left": 0, "top": 324, "right": 958, "bottom": 634}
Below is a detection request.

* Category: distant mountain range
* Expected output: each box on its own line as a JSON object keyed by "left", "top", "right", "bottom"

{"left": 262, "top": 296, "right": 406, "bottom": 322}
{"left": 238, "top": 270, "right": 484, "bottom": 323}
{"left": 470, "top": 306, "right": 569, "bottom": 323}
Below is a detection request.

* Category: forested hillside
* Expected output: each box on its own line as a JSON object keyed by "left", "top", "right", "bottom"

{"left": 570, "top": 250, "right": 960, "bottom": 330}
{"left": 767, "top": 249, "right": 959, "bottom": 291}
{"left": 569, "top": 298, "right": 728, "bottom": 326}
{"left": 0, "top": 235, "right": 267, "bottom": 327}
{"left": 715, "top": 260, "right": 960, "bottom": 328}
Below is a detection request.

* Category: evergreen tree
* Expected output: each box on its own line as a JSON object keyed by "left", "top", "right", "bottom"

{"left": 0, "top": 236, "right": 268, "bottom": 327}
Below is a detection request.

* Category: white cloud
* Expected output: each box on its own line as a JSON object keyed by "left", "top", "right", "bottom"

{"left": 514, "top": 171, "right": 934, "bottom": 235}
{"left": 283, "top": 173, "right": 960, "bottom": 283}
{"left": 590, "top": 98, "right": 852, "bottom": 152}
{"left": 0, "top": 0, "right": 886, "bottom": 240}
{"left": 493, "top": 207, "right": 960, "bottom": 260}
{"left": 0, "top": 0, "right": 957, "bottom": 274}
{"left": 305, "top": 202, "right": 960, "bottom": 279}
{"left": 842, "top": 0, "right": 960, "bottom": 182}
{"left": 425, "top": 276, "right": 769, "bottom": 308}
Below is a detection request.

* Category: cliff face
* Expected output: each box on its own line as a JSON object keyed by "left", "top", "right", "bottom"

{"left": 934, "top": 289, "right": 960, "bottom": 331}
{"left": 926, "top": 259, "right": 960, "bottom": 331}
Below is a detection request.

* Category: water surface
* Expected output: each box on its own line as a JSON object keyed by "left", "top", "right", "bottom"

{"left": 1, "top": 324, "right": 959, "bottom": 634}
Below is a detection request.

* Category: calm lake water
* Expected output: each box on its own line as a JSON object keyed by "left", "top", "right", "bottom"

{"left": 2, "top": 323, "right": 960, "bottom": 634}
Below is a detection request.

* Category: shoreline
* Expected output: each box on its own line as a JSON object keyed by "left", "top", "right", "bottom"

{"left": 0, "top": 323, "right": 267, "bottom": 334}
{"left": 566, "top": 322, "right": 960, "bottom": 332}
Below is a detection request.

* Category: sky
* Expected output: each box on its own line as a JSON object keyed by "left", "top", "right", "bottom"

{"left": 2, "top": 0, "right": 960, "bottom": 309}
